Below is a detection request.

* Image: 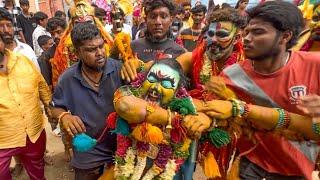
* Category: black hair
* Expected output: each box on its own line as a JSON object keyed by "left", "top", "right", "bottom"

{"left": 176, "top": 5, "right": 184, "bottom": 14}
{"left": 110, "top": 7, "right": 124, "bottom": 20}
{"left": 46, "top": 17, "right": 67, "bottom": 32}
{"left": 235, "top": 0, "right": 248, "bottom": 9}
{"left": 143, "top": 0, "right": 176, "bottom": 16}
{"left": 19, "top": 0, "right": 29, "bottom": 6}
{"left": 247, "top": 1, "right": 305, "bottom": 49}
{"left": 205, "top": 7, "right": 246, "bottom": 31}
{"left": 181, "top": 2, "right": 191, "bottom": 7}
{"left": 0, "top": 7, "right": 13, "bottom": 23}
{"left": 221, "top": 3, "right": 232, "bottom": 9}
{"left": 37, "top": 35, "right": 52, "bottom": 48}
{"left": 54, "top": 10, "right": 66, "bottom": 18}
{"left": 190, "top": 4, "right": 207, "bottom": 14}
{"left": 34, "top": 11, "right": 48, "bottom": 24}
{"left": 71, "top": 23, "right": 101, "bottom": 49}
{"left": 150, "top": 58, "right": 187, "bottom": 89}
{"left": 95, "top": 7, "right": 106, "bottom": 18}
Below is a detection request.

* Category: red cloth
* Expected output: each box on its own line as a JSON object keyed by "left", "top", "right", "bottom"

{"left": 222, "top": 51, "right": 320, "bottom": 179}
{"left": 0, "top": 130, "right": 46, "bottom": 180}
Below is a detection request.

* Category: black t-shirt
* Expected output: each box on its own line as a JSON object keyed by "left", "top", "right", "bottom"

{"left": 38, "top": 44, "right": 56, "bottom": 86}
{"left": 131, "top": 37, "right": 186, "bottom": 62}
{"left": 17, "top": 13, "right": 37, "bottom": 49}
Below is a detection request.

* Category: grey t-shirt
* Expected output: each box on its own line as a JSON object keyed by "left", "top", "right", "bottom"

{"left": 131, "top": 37, "right": 186, "bottom": 62}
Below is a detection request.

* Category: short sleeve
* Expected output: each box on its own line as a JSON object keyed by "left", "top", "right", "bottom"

{"left": 52, "top": 84, "right": 68, "bottom": 110}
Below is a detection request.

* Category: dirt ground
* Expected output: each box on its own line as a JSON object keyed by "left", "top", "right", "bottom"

{"left": 12, "top": 124, "right": 206, "bottom": 180}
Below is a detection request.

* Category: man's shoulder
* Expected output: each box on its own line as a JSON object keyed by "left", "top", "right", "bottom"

{"left": 292, "top": 51, "right": 320, "bottom": 64}
{"left": 131, "top": 38, "right": 146, "bottom": 46}
{"left": 107, "top": 58, "right": 122, "bottom": 69}
{"left": 58, "top": 63, "right": 79, "bottom": 83}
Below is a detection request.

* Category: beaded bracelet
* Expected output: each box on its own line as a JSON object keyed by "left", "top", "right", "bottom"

{"left": 242, "top": 103, "right": 250, "bottom": 119}
{"left": 138, "top": 60, "right": 145, "bottom": 72}
{"left": 229, "top": 99, "right": 248, "bottom": 118}
{"left": 283, "top": 111, "right": 291, "bottom": 129}
{"left": 229, "top": 98, "right": 242, "bottom": 117}
{"left": 275, "top": 108, "right": 286, "bottom": 129}
{"left": 312, "top": 123, "right": 320, "bottom": 135}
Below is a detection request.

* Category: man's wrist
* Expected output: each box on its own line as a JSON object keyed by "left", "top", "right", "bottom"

{"left": 58, "top": 111, "right": 71, "bottom": 124}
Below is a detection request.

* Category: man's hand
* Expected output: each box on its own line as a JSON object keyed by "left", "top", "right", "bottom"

{"left": 297, "top": 95, "right": 320, "bottom": 123}
{"left": 60, "top": 114, "right": 86, "bottom": 137}
{"left": 183, "top": 112, "right": 212, "bottom": 139}
{"left": 204, "top": 76, "right": 236, "bottom": 100}
{"left": 120, "top": 54, "right": 140, "bottom": 82}
{"left": 197, "top": 100, "right": 233, "bottom": 119}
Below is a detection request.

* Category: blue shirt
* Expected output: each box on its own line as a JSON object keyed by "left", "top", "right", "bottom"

{"left": 52, "top": 58, "right": 122, "bottom": 169}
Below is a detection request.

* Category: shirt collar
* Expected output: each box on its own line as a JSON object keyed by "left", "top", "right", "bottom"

{"left": 14, "top": 39, "right": 24, "bottom": 51}
{"left": 73, "top": 58, "right": 115, "bottom": 82}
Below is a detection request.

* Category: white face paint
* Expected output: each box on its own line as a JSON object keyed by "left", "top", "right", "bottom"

{"left": 147, "top": 63, "right": 180, "bottom": 89}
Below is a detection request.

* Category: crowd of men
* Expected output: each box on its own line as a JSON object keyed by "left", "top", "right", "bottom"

{"left": 1, "top": 0, "right": 320, "bottom": 179}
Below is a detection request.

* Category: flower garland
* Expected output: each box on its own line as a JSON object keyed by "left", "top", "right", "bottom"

{"left": 111, "top": 32, "right": 134, "bottom": 62}
{"left": 107, "top": 73, "right": 196, "bottom": 179}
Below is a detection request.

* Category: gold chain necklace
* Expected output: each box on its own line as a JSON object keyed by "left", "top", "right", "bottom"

{"left": 81, "top": 68, "right": 101, "bottom": 87}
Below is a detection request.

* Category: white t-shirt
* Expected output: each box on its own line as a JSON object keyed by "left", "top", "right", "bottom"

{"left": 13, "top": 39, "right": 40, "bottom": 70}
{"left": 32, "top": 25, "right": 51, "bottom": 57}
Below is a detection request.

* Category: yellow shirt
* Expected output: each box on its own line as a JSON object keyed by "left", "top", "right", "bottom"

{"left": 0, "top": 50, "right": 51, "bottom": 149}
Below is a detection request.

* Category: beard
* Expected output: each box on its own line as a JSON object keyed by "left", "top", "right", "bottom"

{"left": 0, "top": 33, "right": 14, "bottom": 44}
{"left": 82, "top": 61, "right": 105, "bottom": 72}
{"left": 206, "top": 41, "right": 234, "bottom": 61}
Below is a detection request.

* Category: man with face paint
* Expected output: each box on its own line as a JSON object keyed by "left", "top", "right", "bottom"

{"left": 120, "top": 6, "right": 245, "bottom": 179}
{"left": 293, "top": 1, "right": 320, "bottom": 51}
{"left": 130, "top": 0, "right": 186, "bottom": 63}
{"left": 181, "top": 2, "right": 193, "bottom": 31}
{"left": 111, "top": 59, "right": 212, "bottom": 179}
{"left": 51, "top": 0, "right": 113, "bottom": 87}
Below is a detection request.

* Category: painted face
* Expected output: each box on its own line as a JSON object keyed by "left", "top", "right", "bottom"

{"left": 310, "top": 5, "right": 320, "bottom": 41}
{"left": 183, "top": 5, "right": 191, "bottom": 19}
{"left": 204, "top": 21, "right": 237, "bottom": 61}
{"left": 243, "top": 18, "right": 281, "bottom": 61}
{"left": 146, "top": 7, "right": 172, "bottom": 41}
{"left": 73, "top": 15, "right": 94, "bottom": 24}
{"left": 140, "top": 64, "right": 180, "bottom": 106}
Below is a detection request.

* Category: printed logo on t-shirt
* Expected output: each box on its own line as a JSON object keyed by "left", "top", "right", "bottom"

{"left": 289, "top": 85, "right": 307, "bottom": 104}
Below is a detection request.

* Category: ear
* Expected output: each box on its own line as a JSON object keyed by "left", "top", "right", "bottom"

{"left": 232, "top": 32, "right": 241, "bottom": 45}
{"left": 280, "top": 30, "right": 293, "bottom": 46}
